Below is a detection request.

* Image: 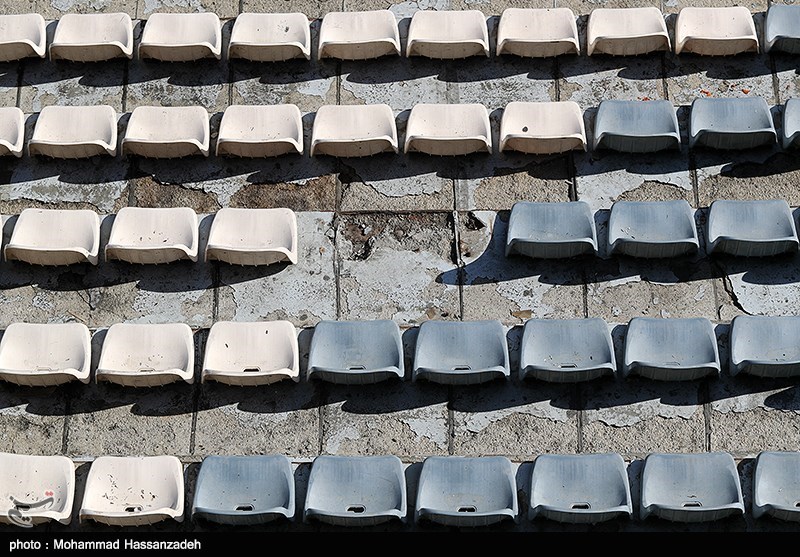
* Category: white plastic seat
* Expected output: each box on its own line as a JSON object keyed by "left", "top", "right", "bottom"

{"left": 29, "top": 105, "right": 118, "bottom": 159}
{"left": 729, "top": 315, "right": 800, "bottom": 378}
{"left": 311, "top": 104, "right": 398, "bottom": 157}
{"left": 0, "top": 14, "right": 46, "bottom": 61}
{"left": 496, "top": 8, "right": 579, "bottom": 58}
{"left": 318, "top": 10, "right": 400, "bottom": 60}
{"left": 675, "top": 7, "right": 758, "bottom": 56}
{"left": 608, "top": 200, "right": 699, "bottom": 259}
{"left": 0, "top": 107, "right": 25, "bottom": 158}
{"left": 689, "top": 97, "right": 776, "bottom": 150}
{"left": 0, "top": 322, "right": 92, "bottom": 386}
{"left": 592, "top": 100, "right": 680, "bottom": 153}
{"left": 5, "top": 208, "right": 101, "bottom": 266}
{"left": 500, "top": 101, "right": 586, "bottom": 154}
{"left": 406, "top": 10, "right": 489, "bottom": 59}
{"left": 50, "top": 13, "right": 134, "bottom": 62}
{"left": 96, "top": 322, "right": 195, "bottom": 387}
{"left": 217, "top": 104, "right": 303, "bottom": 158}
{"left": 80, "top": 456, "right": 184, "bottom": 526}
{"left": 706, "top": 199, "right": 799, "bottom": 257}
{"left": 106, "top": 207, "right": 199, "bottom": 264}
{"left": 764, "top": 5, "right": 800, "bottom": 54}
{"left": 205, "top": 207, "right": 297, "bottom": 266}
{"left": 0, "top": 453, "right": 75, "bottom": 526}
{"left": 122, "top": 106, "right": 210, "bottom": 158}
{"left": 228, "top": 12, "right": 311, "bottom": 62}
{"left": 405, "top": 103, "right": 491, "bottom": 156}
{"left": 139, "top": 12, "right": 221, "bottom": 61}
{"left": 781, "top": 98, "right": 800, "bottom": 150}
{"left": 202, "top": 321, "right": 299, "bottom": 386}
{"left": 587, "top": 8, "right": 670, "bottom": 56}
{"left": 753, "top": 451, "right": 800, "bottom": 521}
{"left": 506, "top": 201, "right": 597, "bottom": 259}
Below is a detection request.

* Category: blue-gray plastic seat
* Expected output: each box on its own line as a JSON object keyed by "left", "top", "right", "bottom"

{"left": 307, "top": 320, "right": 404, "bottom": 384}
{"left": 753, "top": 451, "right": 800, "bottom": 522}
{"left": 623, "top": 317, "right": 720, "bottom": 381}
{"left": 689, "top": 97, "right": 776, "bottom": 150}
{"left": 303, "top": 455, "right": 406, "bottom": 526}
{"left": 608, "top": 200, "right": 699, "bottom": 258}
{"left": 529, "top": 453, "right": 632, "bottom": 524}
{"left": 415, "top": 456, "right": 517, "bottom": 527}
{"left": 412, "top": 320, "right": 510, "bottom": 385}
{"left": 592, "top": 100, "right": 680, "bottom": 153}
{"left": 519, "top": 318, "right": 616, "bottom": 383}
{"left": 781, "top": 98, "right": 800, "bottom": 149}
{"left": 706, "top": 199, "right": 798, "bottom": 257}
{"left": 505, "top": 201, "right": 597, "bottom": 259}
{"left": 192, "top": 455, "right": 295, "bottom": 526}
{"left": 640, "top": 452, "right": 744, "bottom": 522}
{"left": 764, "top": 5, "right": 800, "bottom": 54}
{"left": 729, "top": 315, "right": 800, "bottom": 378}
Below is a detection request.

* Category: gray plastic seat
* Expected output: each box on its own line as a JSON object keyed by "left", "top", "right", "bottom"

{"left": 608, "top": 200, "right": 699, "bottom": 258}
{"left": 519, "top": 318, "right": 616, "bottom": 383}
{"left": 753, "top": 451, "right": 800, "bottom": 522}
{"left": 415, "top": 456, "right": 517, "bottom": 527}
{"left": 307, "top": 320, "right": 404, "bottom": 384}
{"left": 304, "top": 455, "right": 406, "bottom": 526}
{"left": 505, "top": 201, "right": 598, "bottom": 259}
{"left": 765, "top": 5, "right": 800, "bottom": 54}
{"left": 593, "top": 100, "right": 680, "bottom": 153}
{"left": 706, "top": 199, "right": 798, "bottom": 257}
{"left": 412, "top": 320, "right": 509, "bottom": 385}
{"left": 689, "top": 97, "right": 776, "bottom": 150}
{"left": 529, "top": 453, "right": 632, "bottom": 524}
{"left": 781, "top": 98, "right": 800, "bottom": 150}
{"left": 623, "top": 317, "right": 720, "bottom": 381}
{"left": 640, "top": 452, "right": 744, "bottom": 522}
{"left": 729, "top": 315, "right": 800, "bottom": 378}
{"left": 192, "top": 455, "right": 295, "bottom": 526}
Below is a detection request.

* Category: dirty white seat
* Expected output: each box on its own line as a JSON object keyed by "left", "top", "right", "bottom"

{"left": 5, "top": 208, "right": 101, "bottom": 266}
{"left": 405, "top": 103, "right": 491, "bottom": 156}
{"left": 406, "top": 10, "right": 489, "bottom": 59}
{"left": 506, "top": 201, "right": 597, "bottom": 259}
{"left": 587, "top": 8, "right": 670, "bottom": 56}
{"left": 123, "top": 106, "right": 210, "bottom": 158}
{"left": 0, "top": 322, "right": 92, "bottom": 386}
{"left": 205, "top": 207, "right": 297, "bottom": 266}
{"left": 0, "top": 14, "right": 46, "bottom": 61}
{"left": 318, "top": 10, "right": 400, "bottom": 60}
{"left": 608, "top": 200, "right": 699, "bottom": 259}
{"left": 202, "top": 320, "right": 300, "bottom": 386}
{"left": 674, "top": 7, "right": 758, "bottom": 56}
{"left": 228, "top": 12, "right": 311, "bottom": 62}
{"left": 106, "top": 207, "right": 199, "bottom": 264}
{"left": 216, "top": 104, "right": 304, "bottom": 158}
{"left": 0, "top": 107, "right": 25, "bottom": 157}
{"left": 96, "top": 322, "right": 194, "bottom": 387}
{"left": 729, "top": 315, "right": 800, "bottom": 378}
{"left": 311, "top": 104, "right": 398, "bottom": 157}
{"left": 764, "top": 5, "right": 800, "bottom": 54}
{"left": 753, "top": 451, "right": 800, "bottom": 521}
{"left": 50, "top": 13, "right": 134, "bottom": 62}
{"left": 29, "top": 105, "right": 118, "bottom": 159}
{"left": 689, "top": 97, "right": 776, "bottom": 150}
{"left": 706, "top": 199, "right": 799, "bottom": 257}
{"left": 781, "top": 98, "right": 800, "bottom": 150}
{"left": 500, "top": 101, "right": 586, "bottom": 154}
{"left": 80, "top": 456, "right": 184, "bottom": 526}
{"left": 0, "top": 453, "right": 75, "bottom": 526}
{"left": 592, "top": 100, "right": 680, "bottom": 153}
{"left": 139, "top": 12, "right": 221, "bottom": 61}
{"left": 496, "top": 8, "right": 579, "bottom": 58}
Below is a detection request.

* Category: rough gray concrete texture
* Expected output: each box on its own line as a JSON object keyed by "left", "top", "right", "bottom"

{"left": 0, "top": 0, "right": 800, "bottom": 533}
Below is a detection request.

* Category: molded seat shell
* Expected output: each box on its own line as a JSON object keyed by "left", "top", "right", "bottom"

{"left": 96, "top": 323, "right": 195, "bottom": 387}
{"left": 415, "top": 456, "right": 517, "bottom": 527}
{"left": 139, "top": 12, "right": 221, "bottom": 61}
{"left": 106, "top": 207, "right": 199, "bottom": 264}
{"left": 593, "top": 100, "right": 680, "bottom": 153}
{"left": 506, "top": 201, "right": 597, "bottom": 259}
{"left": 765, "top": 5, "right": 800, "bottom": 54}
{"left": 318, "top": 10, "right": 400, "bottom": 60}
{"left": 5, "top": 208, "right": 101, "bottom": 266}
{"left": 0, "top": 107, "right": 25, "bottom": 157}
{"left": 228, "top": 12, "right": 310, "bottom": 61}
{"left": 781, "top": 98, "right": 800, "bottom": 150}
{"left": 640, "top": 452, "right": 744, "bottom": 522}
{"left": 587, "top": 8, "right": 670, "bottom": 56}
{"left": 529, "top": 453, "right": 632, "bottom": 524}
{"left": 405, "top": 103, "right": 491, "bottom": 156}
{"left": 496, "top": 8, "right": 579, "bottom": 58}
{"left": 201, "top": 320, "right": 299, "bottom": 386}
{"left": 608, "top": 200, "right": 699, "bottom": 258}
{"left": 406, "top": 10, "right": 489, "bottom": 59}
{"left": 519, "top": 318, "right": 615, "bottom": 383}
{"left": 0, "top": 322, "right": 91, "bottom": 386}
{"left": 304, "top": 455, "right": 407, "bottom": 526}
{"left": 689, "top": 97, "right": 776, "bottom": 150}
{"left": 753, "top": 451, "right": 800, "bottom": 521}
{"left": 413, "top": 320, "right": 509, "bottom": 385}
{"left": 122, "top": 106, "right": 210, "bottom": 158}
{"left": 80, "top": 456, "right": 185, "bottom": 526}
{"left": 729, "top": 315, "right": 800, "bottom": 378}
{"left": 50, "top": 13, "right": 134, "bottom": 62}
{"left": 311, "top": 104, "right": 398, "bottom": 157}
{"left": 675, "top": 7, "right": 758, "bottom": 56}
{"left": 0, "top": 453, "right": 75, "bottom": 526}
{"left": 205, "top": 207, "right": 298, "bottom": 266}
{"left": 216, "top": 104, "right": 303, "bottom": 158}
{"left": 623, "top": 317, "right": 720, "bottom": 381}
{"left": 0, "top": 14, "right": 46, "bottom": 61}
{"left": 29, "top": 105, "right": 118, "bottom": 159}
{"left": 192, "top": 455, "right": 295, "bottom": 525}
{"left": 307, "top": 320, "right": 404, "bottom": 384}
{"left": 499, "top": 101, "right": 586, "bottom": 155}
{"left": 706, "top": 199, "right": 798, "bottom": 257}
